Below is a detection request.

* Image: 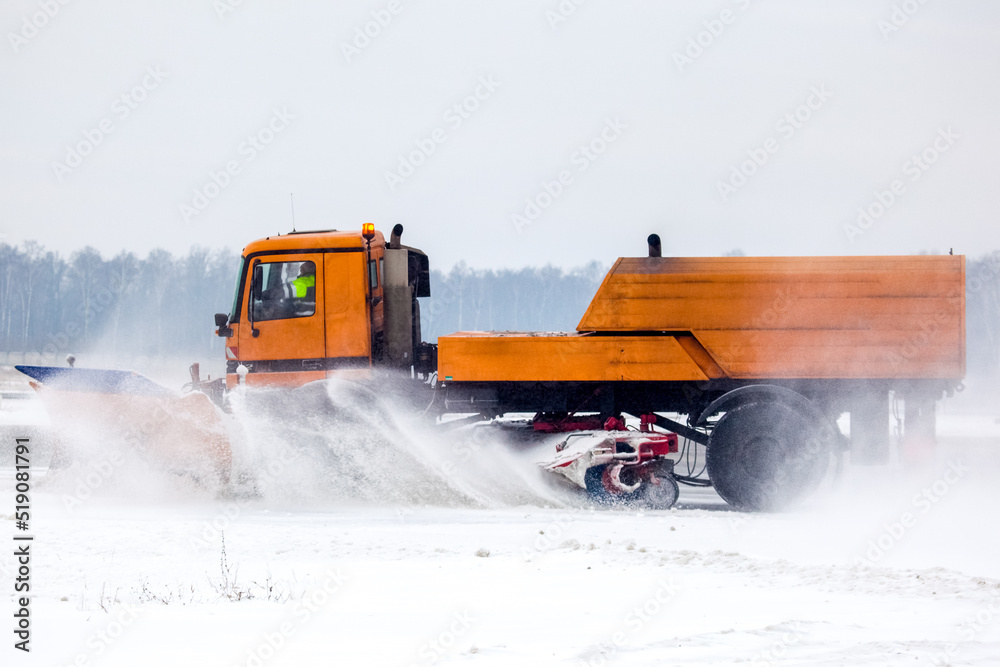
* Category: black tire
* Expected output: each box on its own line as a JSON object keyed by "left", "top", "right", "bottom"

{"left": 706, "top": 400, "right": 832, "bottom": 512}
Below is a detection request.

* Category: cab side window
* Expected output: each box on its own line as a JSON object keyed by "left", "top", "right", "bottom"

{"left": 251, "top": 260, "right": 316, "bottom": 322}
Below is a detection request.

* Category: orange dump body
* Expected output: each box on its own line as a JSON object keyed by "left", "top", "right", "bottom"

{"left": 438, "top": 255, "right": 965, "bottom": 383}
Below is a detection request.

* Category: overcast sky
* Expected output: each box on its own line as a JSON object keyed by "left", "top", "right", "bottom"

{"left": 2, "top": 1, "right": 998, "bottom": 270}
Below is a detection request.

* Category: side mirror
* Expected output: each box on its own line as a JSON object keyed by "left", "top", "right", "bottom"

{"left": 214, "top": 312, "right": 233, "bottom": 338}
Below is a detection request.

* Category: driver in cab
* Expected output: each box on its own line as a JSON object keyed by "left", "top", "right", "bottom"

{"left": 258, "top": 261, "right": 316, "bottom": 319}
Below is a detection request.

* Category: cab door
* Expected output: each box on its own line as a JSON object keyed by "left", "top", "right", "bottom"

{"left": 237, "top": 254, "right": 327, "bottom": 386}
{"left": 323, "top": 250, "right": 373, "bottom": 378}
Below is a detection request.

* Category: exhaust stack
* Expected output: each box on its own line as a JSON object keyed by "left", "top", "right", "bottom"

{"left": 648, "top": 234, "right": 662, "bottom": 258}
{"left": 389, "top": 224, "right": 404, "bottom": 249}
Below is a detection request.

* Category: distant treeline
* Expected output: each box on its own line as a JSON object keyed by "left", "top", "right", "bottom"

{"left": 0, "top": 242, "right": 239, "bottom": 363}
{"left": 967, "top": 253, "right": 1000, "bottom": 377}
{"left": 1, "top": 242, "right": 998, "bottom": 378}
{"left": 420, "top": 261, "right": 608, "bottom": 338}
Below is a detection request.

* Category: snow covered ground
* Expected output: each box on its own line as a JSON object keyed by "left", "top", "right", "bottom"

{"left": 3, "top": 383, "right": 1000, "bottom": 666}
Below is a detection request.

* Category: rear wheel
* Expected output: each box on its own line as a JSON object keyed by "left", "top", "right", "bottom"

{"left": 706, "top": 400, "right": 832, "bottom": 511}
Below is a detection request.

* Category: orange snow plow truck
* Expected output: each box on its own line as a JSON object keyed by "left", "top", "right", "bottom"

{"left": 19, "top": 225, "right": 965, "bottom": 510}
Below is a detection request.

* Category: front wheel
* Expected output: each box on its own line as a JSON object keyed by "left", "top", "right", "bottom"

{"left": 706, "top": 400, "right": 833, "bottom": 512}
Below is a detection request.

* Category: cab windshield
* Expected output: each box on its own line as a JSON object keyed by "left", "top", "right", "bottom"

{"left": 228, "top": 256, "right": 246, "bottom": 323}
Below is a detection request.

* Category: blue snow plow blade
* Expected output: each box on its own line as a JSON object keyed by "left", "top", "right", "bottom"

{"left": 14, "top": 365, "right": 172, "bottom": 397}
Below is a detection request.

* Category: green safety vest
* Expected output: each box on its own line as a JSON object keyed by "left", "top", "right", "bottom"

{"left": 291, "top": 274, "right": 315, "bottom": 298}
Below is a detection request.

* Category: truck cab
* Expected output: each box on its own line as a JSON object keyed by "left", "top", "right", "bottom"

{"left": 216, "top": 224, "right": 432, "bottom": 389}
